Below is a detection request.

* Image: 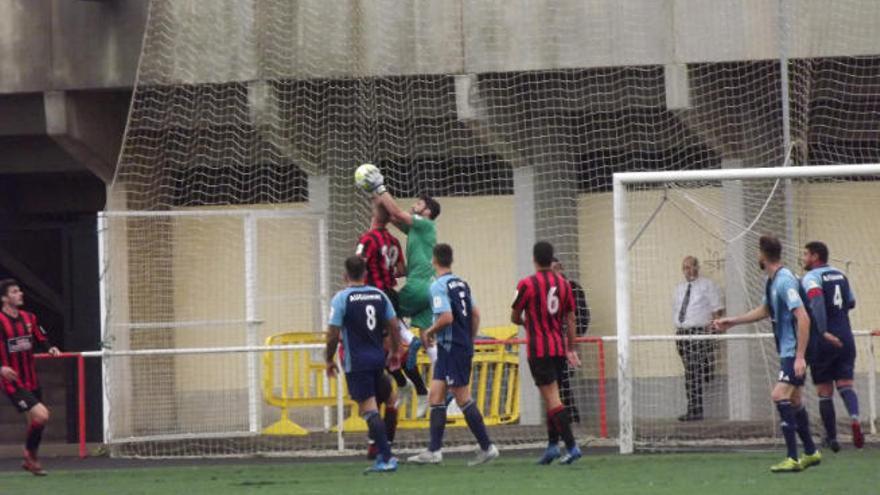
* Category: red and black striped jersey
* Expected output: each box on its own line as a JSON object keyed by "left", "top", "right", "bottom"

{"left": 512, "top": 271, "right": 575, "bottom": 359}
{"left": 0, "top": 310, "right": 50, "bottom": 394}
{"left": 356, "top": 228, "right": 404, "bottom": 291}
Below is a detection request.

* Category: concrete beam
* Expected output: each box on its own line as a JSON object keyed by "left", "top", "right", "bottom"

{"left": 43, "top": 90, "right": 129, "bottom": 183}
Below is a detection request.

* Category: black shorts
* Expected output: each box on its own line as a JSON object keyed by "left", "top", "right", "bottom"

{"left": 528, "top": 357, "right": 566, "bottom": 387}
{"left": 5, "top": 387, "right": 42, "bottom": 413}
{"left": 384, "top": 289, "right": 401, "bottom": 315}
{"left": 811, "top": 342, "right": 856, "bottom": 384}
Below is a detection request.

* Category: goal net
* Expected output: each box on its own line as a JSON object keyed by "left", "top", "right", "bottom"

{"left": 103, "top": 0, "right": 880, "bottom": 456}
{"left": 614, "top": 166, "right": 880, "bottom": 452}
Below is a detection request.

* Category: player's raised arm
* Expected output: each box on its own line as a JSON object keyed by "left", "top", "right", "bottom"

{"left": 375, "top": 191, "right": 414, "bottom": 228}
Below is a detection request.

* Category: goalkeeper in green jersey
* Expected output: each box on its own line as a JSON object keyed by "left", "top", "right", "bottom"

{"left": 360, "top": 167, "right": 441, "bottom": 366}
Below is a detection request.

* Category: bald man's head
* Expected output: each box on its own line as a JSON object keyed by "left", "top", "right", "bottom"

{"left": 682, "top": 256, "right": 699, "bottom": 282}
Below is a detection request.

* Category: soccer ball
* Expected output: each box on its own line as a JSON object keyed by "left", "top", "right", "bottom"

{"left": 354, "top": 163, "right": 379, "bottom": 191}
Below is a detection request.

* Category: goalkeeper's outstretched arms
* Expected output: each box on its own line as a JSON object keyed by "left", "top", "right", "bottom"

{"left": 711, "top": 304, "right": 770, "bottom": 332}
{"left": 362, "top": 167, "right": 415, "bottom": 228}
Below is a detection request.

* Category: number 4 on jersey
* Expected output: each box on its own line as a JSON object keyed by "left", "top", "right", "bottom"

{"left": 833, "top": 284, "right": 843, "bottom": 309}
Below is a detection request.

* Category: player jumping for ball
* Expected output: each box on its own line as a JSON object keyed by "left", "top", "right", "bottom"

{"left": 360, "top": 166, "right": 441, "bottom": 416}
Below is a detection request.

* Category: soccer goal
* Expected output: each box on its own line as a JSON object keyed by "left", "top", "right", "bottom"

{"left": 613, "top": 164, "right": 880, "bottom": 453}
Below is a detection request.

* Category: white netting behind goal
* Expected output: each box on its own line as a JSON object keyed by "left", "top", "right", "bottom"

{"left": 104, "top": 0, "right": 880, "bottom": 456}
{"left": 618, "top": 172, "right": 880, "bottom": 451}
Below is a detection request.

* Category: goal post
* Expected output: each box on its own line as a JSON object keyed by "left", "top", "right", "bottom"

{"left": 614, "top": 164, "right": 880, "bottom": 454}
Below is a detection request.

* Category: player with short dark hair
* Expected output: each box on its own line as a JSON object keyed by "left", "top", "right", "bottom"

{"left": 408, "top": 244, "right": 499, "bottom": 466}
{"left": 800, "top": 241, "right": 862, "bottom": 451}
{"left": 511, "top": 241, "right": 582, "bottom": 465}
{"left": 714, "top": 235, "right": 820, "bottom": 473}
{"left": 0, "top": 278, "right": 61, "bottom": 476}
{"left": 325, "top": 257, "right": 400, "bottom": 473}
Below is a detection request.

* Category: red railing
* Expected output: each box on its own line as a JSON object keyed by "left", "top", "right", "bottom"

{"left": 34, "top": 352, "right": 87, "bottom": 459}
{"left": 474, "top": 336, "right": 608, "bottom": 438}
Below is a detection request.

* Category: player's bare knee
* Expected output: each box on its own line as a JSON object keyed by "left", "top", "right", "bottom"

{"left": 770, "top": 386, "right": 791, "bottom": 403}
{"left": 31, "top": 405, "right": 49, "bottom": 425}
{"left": 835, "top": 379, "right": 854, "bottom": 391}
{"left": 816, "top": 383, "right": 834, "bottom": 398}
{"left": 451, "top": 386, "right": 471, "bottom": 407}
{"left": 428, "top": 380, "right": 446, "bottom": 405}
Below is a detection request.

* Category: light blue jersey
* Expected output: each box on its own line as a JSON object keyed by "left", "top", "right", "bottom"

{"left": 329, "top": 285, "right": 396, "bottom": 372}
{"left": 762, "top": 267, "right": 804, "bottom": 358}
{"left": 431, "top": 273, "right": 477, "bottom": 353}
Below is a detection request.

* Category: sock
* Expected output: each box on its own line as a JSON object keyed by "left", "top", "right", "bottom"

{"left": 838, "top": 386, "right": 860, "bottom": 420}
{"left": 793, "top": 405, "right": 817, "bottom": 455}
{"left": 549, "top": 405, "right": 577, "bottom": 451}
{"left": 775, "top": 400, "right": 798, "bottom": 460}
{"left": 428, "top": 405, "right": 447, "bottom": 452}
{"left": 546, "top": 410, "right": 560, "bottom": 447}
{"left": 461, "top": 400, "right": 492, "bottom": 451}
{"left": 384, "top": 406, "right": 398, "bottom": 444}
{"left": 363, "top": 411, "right": 391, "bottom": 462}
{"left": 389, "top": 369, "right": 408, "bottom": 388}
{"left": 403, "top": 366, "right": 429, "bottom": 396}
{"left": 25, "top": 422, "right": 44, "bottom": 457}
{"left": 818, "top": 396, "right": 837, "bottom": 440}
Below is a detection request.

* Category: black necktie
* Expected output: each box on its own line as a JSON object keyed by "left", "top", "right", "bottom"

{"left": 678, "top": 282, "right": 692, "bottom": 324}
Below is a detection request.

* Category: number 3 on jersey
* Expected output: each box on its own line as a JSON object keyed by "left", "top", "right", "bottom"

{"left": 547, "top": 287, "right": 559, "bottom": 315}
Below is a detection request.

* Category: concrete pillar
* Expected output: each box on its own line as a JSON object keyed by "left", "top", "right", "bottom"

{"left": 722, "top": 160, "right": 751, "bottom": 421}
{"left": 514, "top": 167, "right": 541, "bottom": 425}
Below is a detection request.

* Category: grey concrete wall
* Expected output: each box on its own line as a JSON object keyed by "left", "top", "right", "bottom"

{"left": 0, "top": 0, "right": 147, "bottom": 93}
{"left": 4, "top": 0, "right": 880, "bottom": 93}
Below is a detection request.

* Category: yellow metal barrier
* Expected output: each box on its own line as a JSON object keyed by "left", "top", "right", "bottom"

{"left": 261, "top": 326, "right": 521, "bottom": 435}
{"left": 398, "top": 325, "right": 521, "bottom": 428}
{"left": 261, "top": 332, "right": 362, "bottom": 435}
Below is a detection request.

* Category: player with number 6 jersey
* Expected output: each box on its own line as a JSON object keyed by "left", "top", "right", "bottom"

{"left": 511, "top": 241, "right": 582, "bottom": 465}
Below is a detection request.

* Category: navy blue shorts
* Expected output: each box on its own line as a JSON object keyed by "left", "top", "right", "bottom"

{"left": 811, "top": 342, "right": 856, "bottom": 384}
{"left": 433, "top": 346, "right": 473, "bottom": 388}
{"left": 778, "top": 357, "right": 805, "bottom": 387}
{"left": 345, "top": 368, "right": 386, "bottom": 403}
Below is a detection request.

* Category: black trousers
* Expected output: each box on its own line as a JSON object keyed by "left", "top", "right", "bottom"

{"left": 558, "top": 360, "right": 580, "bottom": 423}
{"left": 675, "top": 327, "right": 714, "bottom": 416}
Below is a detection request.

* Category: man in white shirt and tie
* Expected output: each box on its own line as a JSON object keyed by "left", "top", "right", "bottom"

{"left": 673, "top": 256, "right": 724, "bottom": 421}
